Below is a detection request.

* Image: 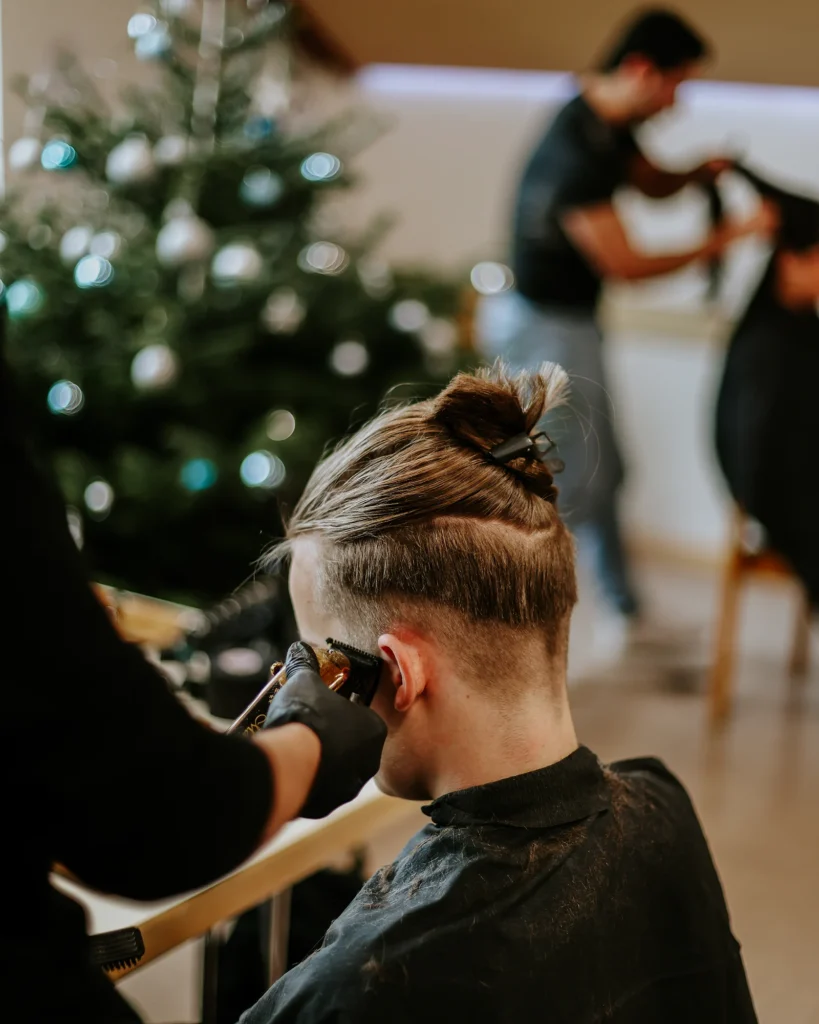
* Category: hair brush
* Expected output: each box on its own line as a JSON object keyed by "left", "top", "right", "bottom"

{"left": 90, "top": 927, "right": 145, "bottom": 974}
{"left": 227, "top": 638, "right": 381, "bottom": 737}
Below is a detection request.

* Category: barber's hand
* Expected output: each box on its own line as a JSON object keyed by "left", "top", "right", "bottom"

{"left": 264, "top": 642, "right": 387, "bottom": 818}
{"left": 692, "top": 158, "right": 734, "bottom": 184}
{"left": 729, "top": 199, "right": 780, "bottom": 241}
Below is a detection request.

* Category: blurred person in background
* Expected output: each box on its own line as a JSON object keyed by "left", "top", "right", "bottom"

{"left": 1, "top": 313, "right": 386, "bottom": 1024}
{"left": 715, "top": 165, "right": 819, "bottom": 606}
{"left": 478, "top": 7, "right": 776, "bottom": 665}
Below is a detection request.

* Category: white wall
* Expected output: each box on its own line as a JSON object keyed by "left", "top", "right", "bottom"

{"left": 339, "top": 67, "right": 819, "bottom": 560}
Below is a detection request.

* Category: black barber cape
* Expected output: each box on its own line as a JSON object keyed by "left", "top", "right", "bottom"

{"left": 715, "top": 166, "right": 819, "bottom": 604}
{"left": 241, "top": 747, "right": 757, "bottom": 1024}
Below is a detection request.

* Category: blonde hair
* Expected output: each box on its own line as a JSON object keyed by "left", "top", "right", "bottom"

{"left": 265, "top": 361, "right": 578, "bottom": 660}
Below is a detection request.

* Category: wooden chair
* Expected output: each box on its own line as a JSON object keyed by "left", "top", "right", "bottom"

{"left": 709, "top": 510, "right": 811, "bottom": 724}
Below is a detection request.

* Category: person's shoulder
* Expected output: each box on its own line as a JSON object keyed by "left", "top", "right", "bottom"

{"left": 242, "top": 926, "right": 414, "bottom": 1024}
{"left": 607, "top": 755, "right": 697, "bottom": 809}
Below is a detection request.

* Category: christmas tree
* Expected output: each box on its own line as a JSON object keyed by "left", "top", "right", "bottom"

{"left": 2, "top": 0, "right": 463, "bottom": 604}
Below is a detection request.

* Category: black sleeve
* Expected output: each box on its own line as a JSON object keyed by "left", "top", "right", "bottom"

{"left": 516, "top": 148, "right": 616, "bottom": 252}
{"left": 553, "top": 149, "right": 619, "bottom": 212}
{"left": 1, "top": 329, "right": 273, "bottom": 900}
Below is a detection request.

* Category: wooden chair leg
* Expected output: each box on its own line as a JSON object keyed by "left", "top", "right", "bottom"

{"left": 709, "top": 553, "right": 744, "bottom": 725}
{"left": 788, "top": 591, "right": 811, "bottom": 680}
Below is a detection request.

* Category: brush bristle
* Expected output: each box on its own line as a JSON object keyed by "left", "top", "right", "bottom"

{"left": 90, "top": 927, "right": 145, "bottom": 973}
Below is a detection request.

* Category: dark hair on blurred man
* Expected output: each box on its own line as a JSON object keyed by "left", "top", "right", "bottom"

{"left": 479, "top": 6, "right": 775, "bottom": 668}
{"left": 598, "top": 7, "right": 710, "bottom": 73}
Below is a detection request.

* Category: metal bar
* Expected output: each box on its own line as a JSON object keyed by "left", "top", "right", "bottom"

{"left": 201, "top": 920, "right": 231, "bottom": 1024}
{"left": 265, "top": 889, "right": 293, "bottom": 986}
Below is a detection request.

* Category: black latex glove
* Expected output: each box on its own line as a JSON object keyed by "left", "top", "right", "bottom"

{"left": 264, "top": 642, "right": 387, "bottom": 818}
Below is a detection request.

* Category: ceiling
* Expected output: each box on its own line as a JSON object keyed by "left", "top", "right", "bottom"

{"left": 301, "top": 1, "right": 819, "bottom": 88}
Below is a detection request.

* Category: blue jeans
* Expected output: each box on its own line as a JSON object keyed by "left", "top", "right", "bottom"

{"left": 475, "top": 292, "right": 640, "bottom": 618}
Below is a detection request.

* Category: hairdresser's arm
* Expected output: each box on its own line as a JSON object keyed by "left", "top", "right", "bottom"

{"left": 775, "top": 247, "right": 819, "bottom": 310}
{"left": 562, "top": 201, "right": 773, "bottom": 283}
{"left": 629, "top": 153, "right": 733, "bottom": 199}
{"left": 0, "top": 335, "right": 379, "bottom": 900}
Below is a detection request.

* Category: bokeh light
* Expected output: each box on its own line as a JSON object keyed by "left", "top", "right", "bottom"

{"left": 131, "top": 344, "right": 179, "bottom": 389}
{"left": 6, "top": 279, "right": 46, "bottom": 319}
{"left": 470, "top": 261, "right": 515, "bottom": 295}
{"left": 389, "top": 299, "right": 430, "bottom": 332}
{"left": 243, "top": 116, "right": 276, "bottom": 142}
{"left": 135, "top": 23, "right": 172, "bottom": 60}
{"left": 297, "top": 241, "right": 348, "bottom": 275}
{"left": 420, "top": 318, "right": 459, "bottom": 355}
{"left": 329, "top": 339, "right": 369, "bottom": 377}
{"left": 41, "top": 140, "right": 78, "bottom": 171}
{"left": 266, "top": 409, "right": 296, "bottom": 441}
{"left": 211, "top": 243, "right": 264, "bottom": 283}
{"left": 90, "top": 231, "right": 122, "bottom": 259}
{"left": 300, "top": 152, "right": 342, "bottom": 182}
{"left": 154, "top": 135, "right": 188, "bottom": 166}
{"left": 180, "top": 458, "right": 218, "bottom": 492}
{"left": 127, "top": 13, "right": 157, "bottom": 38}
{"left": 240, "top": 450, "right": 286, "bottom": 489}
{"left": 47, "top": 380, "right": 85, "bottom": 415}
{"left": 60, "top": 226, "right": 93, "bottom": 264}
{"left": 74, "top": 255, "right": 115, "bottom": 289}
{"left": 262, "top": 288, "right": 305, "bottom": 333}
{"left": 84, "top": 479, "right": 114, "bottom": 517}
{"left": 239, "top": 167, "right": 284, "bottom": 207}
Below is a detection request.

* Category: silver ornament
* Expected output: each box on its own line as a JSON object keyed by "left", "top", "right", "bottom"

{"left": 239, "top": 167, "right": 284, "bottom": 207}
{"left": 470, "top": 261, "right": 514, "bottom": 295}
{"left": 156, "top": 216, "right": 215, "bottom": 267}
{"left": 262, "top": 288, "right": 305, "bottom": 333}
{"left": 297, "top": 241, "right": 347, "bottom": 276}
{"left": 420, "top": 318, "right": 458, "bottom": 355}
{"left": 212, "top": 243, "right": 264, "bottom": 284}
{"left": 131, "top": 344, "right": 179, "bottom": 389}
{"left": 163, "top": 198, "right": 194, "bottom": 221}
{"left": 389, "top": 299, "right": 430, "bottom": 333}
{"left": 74, "top": 255, "right": 115, "bottom": 289}
{"left": 329, "top": 339, "right": 369, "bottom": 377}
{"left": 134, "top": 23, "right": 172, "bottom": 60}
{"left": 160, "top": 0, "right": 193, "bottom": 14}
{"left": 106, "top": 136, "right": 155, "bottom": 184}
{"left": 59, "top": 226, "right": 94, "bottom": 264}
{"left": 8, "top": 137, "right": 42, "bottom": 171}
{"left": 154, "top": 135, "right": 189, "bottom": 166}
{"left": 84, "top": 479, "right": 115, "bottom": 517}
{"left": 90, "top": 231, "right": 122, "bottom": 259}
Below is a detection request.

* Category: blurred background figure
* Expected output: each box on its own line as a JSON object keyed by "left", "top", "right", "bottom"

{"left": 477, "top": 8, "right": 772, "bottom": 667}
{"left": 715, "top": 165, "right": 819, "bottom": 606}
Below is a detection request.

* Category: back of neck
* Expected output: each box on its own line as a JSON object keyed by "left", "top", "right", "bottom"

{"left": 580, "top": 74, "right": 633, "bottom": 126}
{"left": 430, "top": 692, "right": 579, "bottom": 798}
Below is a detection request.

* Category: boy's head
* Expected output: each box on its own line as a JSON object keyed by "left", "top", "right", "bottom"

{"left": 595, "top": 8, "right": 711, "bottom": 120}
{"left": 267, "top": 363, "right": 578, "bottom": 800}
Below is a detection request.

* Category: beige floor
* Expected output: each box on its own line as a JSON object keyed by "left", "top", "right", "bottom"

{"left": 572, "top": 560, "right": 819, "bottom": 1024}
{"left": 367, "top": 558, "right": 819, "bottom": 1024}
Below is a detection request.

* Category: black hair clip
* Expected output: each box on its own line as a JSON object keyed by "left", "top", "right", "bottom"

{"left": 489, "top": 431, "right": 564, "bottom": 473}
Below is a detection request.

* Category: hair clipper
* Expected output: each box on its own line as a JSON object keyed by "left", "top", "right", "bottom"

{"left": 226, "top": 639, "right": 381, "bottom": 737}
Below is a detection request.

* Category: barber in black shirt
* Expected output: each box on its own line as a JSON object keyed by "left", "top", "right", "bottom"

{"left": 0, "top": 321, "right": 386, "bottom": 1022}
{"left": 481, "top": 8, "right": 775, "bottom": 657}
